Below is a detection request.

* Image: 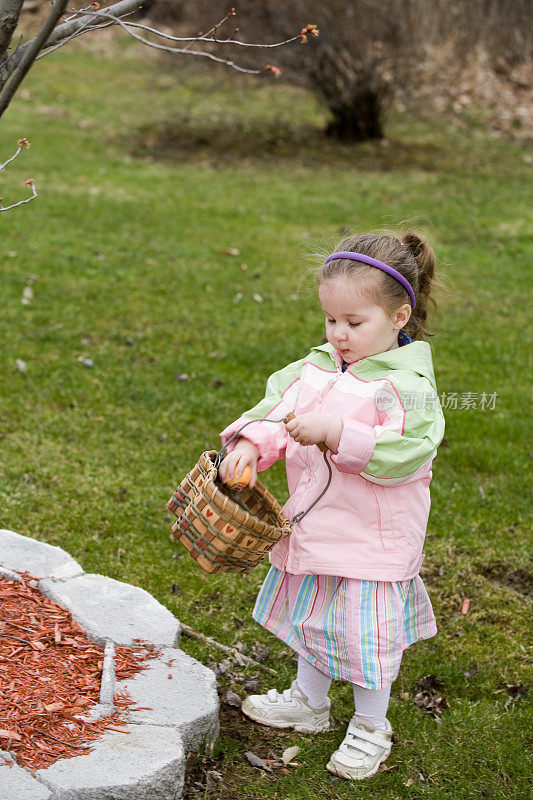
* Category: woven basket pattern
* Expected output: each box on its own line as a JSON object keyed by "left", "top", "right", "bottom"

{"left": 167, "top": 451, "right": 292, "bottom": 573}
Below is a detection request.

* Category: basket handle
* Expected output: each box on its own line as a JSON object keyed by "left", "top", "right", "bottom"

{"left": 214, "top": 413, "right": 333, "bottom": 527}
{"left": 283, "top": 412, "right": 327, "bottom": 452}
{"left": 213, "top": 415, "right": 286, "bottom": 469}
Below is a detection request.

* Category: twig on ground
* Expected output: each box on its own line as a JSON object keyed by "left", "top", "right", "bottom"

{"left": 180, "top": 622, "right": 276, "bottom": 676}
{"left": 19, "top": 724, "right": 91, "bottom": 750}
{"left": 0, "top": 633, "right": 32, "bottom": 645}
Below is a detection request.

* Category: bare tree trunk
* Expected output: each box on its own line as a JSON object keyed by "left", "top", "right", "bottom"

{"left": 0, "top": 0, "right": 68, "bottom": 118}
{"left": 0, "top": 0, "right": 24, "bottom": 85}
{"left": 326, "top": 88, "right": 384, "bottom": 141}
{"left": 0, "top": 0, "right": 24, "bottom": 54}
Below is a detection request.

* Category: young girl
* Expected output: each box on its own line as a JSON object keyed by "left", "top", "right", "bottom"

{"left": 218, "top": 231, "right": 445, "bottom": 780}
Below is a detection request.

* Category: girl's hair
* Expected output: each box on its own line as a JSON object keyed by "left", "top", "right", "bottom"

{"left": 317, "top": 230, "right": 445, "bottom": 340}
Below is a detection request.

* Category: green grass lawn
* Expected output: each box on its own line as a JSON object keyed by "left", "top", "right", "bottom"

{"left": 1, "top": 42, "right": 531, "bottom": 799}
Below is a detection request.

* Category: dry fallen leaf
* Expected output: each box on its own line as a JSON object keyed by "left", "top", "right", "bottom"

{"left": 21, "top": 286, "right": 33, "bottom": 305}
{"left": 221, "top": 247, "right": 240, "bottom": 257}
{"left": 251, "top": 643, "right": 270, "bottom": 662}
{"left": 412, "top": 674, "right": 447, "bottom": 718}
{"left": 206, "top": 770, "right": 223, "bottom": 789}
{"left": 377, "top": 763, "right": 398, "bottom": 774}
{"left": 224, "top": 691, "right": 242, "bottom": 708}
{"left": 282, "top": 745, "right": 300, "bottom": 765}
{"left": 245, "top": 751, "right": 272, "bottom": 772}
{"left": 504, "top": 683, "right": 526, "bottom": 708}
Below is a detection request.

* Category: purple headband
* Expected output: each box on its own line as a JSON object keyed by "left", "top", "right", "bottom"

{"left": 324, "top": 251, "right": 416, "bottom": 309}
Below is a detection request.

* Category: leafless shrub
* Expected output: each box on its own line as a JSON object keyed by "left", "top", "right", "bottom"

{"left": 146, "top": 0, "right": 531, "bottom": 141}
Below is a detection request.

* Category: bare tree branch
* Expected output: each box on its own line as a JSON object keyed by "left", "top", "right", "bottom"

{"left": 39, "top": 8, "right": 302, "bottom": 74}
{"left": 0, "top": 179, "right": 37, "bottom": 211}
{"left": 0, "top": 2, "right": 312, "bottom": 118}
{"left": 0, "top": 136, "right": 27, "bottom": 170}
{"left": 60, "top": 10, "right": 309, "bottom": 49}
{"left": 35, "top": 8, "right": 116, "bottom": 61}
{"left": 7, "top": 0, "right": 141, "bottom": 71}
{"left": 32, "top": 7, "right": 309, "bottom": 75}
{"left": 0, "top": 138, "right": 38, "bottom": 212}
{"left": 0, "top": 0, "right": 68, "bottom": 118}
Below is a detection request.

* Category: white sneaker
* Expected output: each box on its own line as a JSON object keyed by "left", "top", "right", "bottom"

{"left": 241, "top": 680, "right": 330, "bottom": 734}
{"left": 326, "top": 714, "right": 393, "bottom": 780}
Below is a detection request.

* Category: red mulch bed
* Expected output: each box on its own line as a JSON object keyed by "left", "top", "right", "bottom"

{"left": 0, "top": 572, "right": 161, "bottom": 772}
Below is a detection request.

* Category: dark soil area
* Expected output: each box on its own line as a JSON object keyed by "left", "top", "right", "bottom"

{"left": 478, "top": 562, "right": 533, "bottom": 596}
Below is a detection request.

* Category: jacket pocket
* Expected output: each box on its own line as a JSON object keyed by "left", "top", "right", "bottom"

{"left": 370, "top": 483, "right": 396, "bottom": 553}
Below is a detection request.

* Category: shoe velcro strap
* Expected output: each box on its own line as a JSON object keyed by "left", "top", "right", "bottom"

{"left": 342, "top": 737, "right": 379, "bottom": 757}
{"left": 267, "top": 687, "right": 293, "bottom": 703}
{"left": 347, "top": 727, "right": 390, "bottom": 748}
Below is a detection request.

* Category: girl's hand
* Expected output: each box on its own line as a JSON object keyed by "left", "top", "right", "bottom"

{"left": 218, "top": 438, "right": 259, "bottom": 488}
{"left": 285, "top": 412, "right": 342, "bottom": 452}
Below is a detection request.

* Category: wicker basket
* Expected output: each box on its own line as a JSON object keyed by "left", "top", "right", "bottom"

{"left": 167, "top": 450, "right": 292, "bottom": 574}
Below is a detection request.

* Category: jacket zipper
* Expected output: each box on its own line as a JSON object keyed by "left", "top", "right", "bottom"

{"left": 283, "top": 365, "right": 341, "bottom": 570}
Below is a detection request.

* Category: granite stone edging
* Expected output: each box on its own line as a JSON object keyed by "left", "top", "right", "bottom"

{"left": 0, "top": 530, "right": 219, "bottom": 800}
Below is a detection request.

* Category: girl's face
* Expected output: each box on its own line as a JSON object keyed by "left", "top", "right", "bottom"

{"left": 319, "top": 277, "right": 409, "bottom": 363}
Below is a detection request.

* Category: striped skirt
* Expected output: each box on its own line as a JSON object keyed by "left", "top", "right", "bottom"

{"left": 253, "top": 566, "right": 437, "bottom": 690}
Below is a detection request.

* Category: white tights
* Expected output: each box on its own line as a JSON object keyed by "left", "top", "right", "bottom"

{"left": 296, "top": 655, "right": 392, "bottom": 730}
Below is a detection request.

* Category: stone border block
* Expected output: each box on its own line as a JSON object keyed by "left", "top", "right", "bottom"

{"left": 0, "top": 529, "right": 83, "bottom": 580}
{"left": 39, "top": 574, "right": 180, "bottom": 648}
{"left": 117, "top": 648, "right": 220, "bottom": 752}
{"left": 36, "top": 725, "right": 185, "bottom": 800}
{"left": 0, "top": 566, "right": 22, "bottom": 582}
{"left": 0, "top": 531, "right": 218, "bottom": 799}
{"left": 0, "top": 750, "right": 51, "bottom": 799}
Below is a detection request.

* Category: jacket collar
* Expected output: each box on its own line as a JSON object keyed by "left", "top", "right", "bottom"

{"left": 310, "top": 339, "right": 438, "bottom": 388}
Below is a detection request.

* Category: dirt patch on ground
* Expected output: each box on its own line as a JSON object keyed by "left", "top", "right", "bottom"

{"left": 130, "top": 116, "right": 453, "bottom": 172}
{"left": 478, "top": 562, "right": 533, "bottom": 597}
{"left": 183, "top": 700, "right": 304, "bottom": 799}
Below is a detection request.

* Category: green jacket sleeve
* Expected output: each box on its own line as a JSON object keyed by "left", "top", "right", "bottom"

{"left": 330, "top": 375, "right": 445, "bottom": 485}
{"left": 219, "top": 356, "right": 306, "bottom": 471}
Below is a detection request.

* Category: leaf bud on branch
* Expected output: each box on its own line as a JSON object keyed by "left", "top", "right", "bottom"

{"left": 300, "top": 24, "right": 319, "bottom": 43}
{"left": 264, "top": 64, "right": 281, "bottom": 78}
{"left": 0, "top": 139, "right": 38, "bottom": 212}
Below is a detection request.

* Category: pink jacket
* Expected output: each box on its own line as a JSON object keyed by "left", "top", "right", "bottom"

{"left": 220, "top": 341, "right": 445, "bottom": 581}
